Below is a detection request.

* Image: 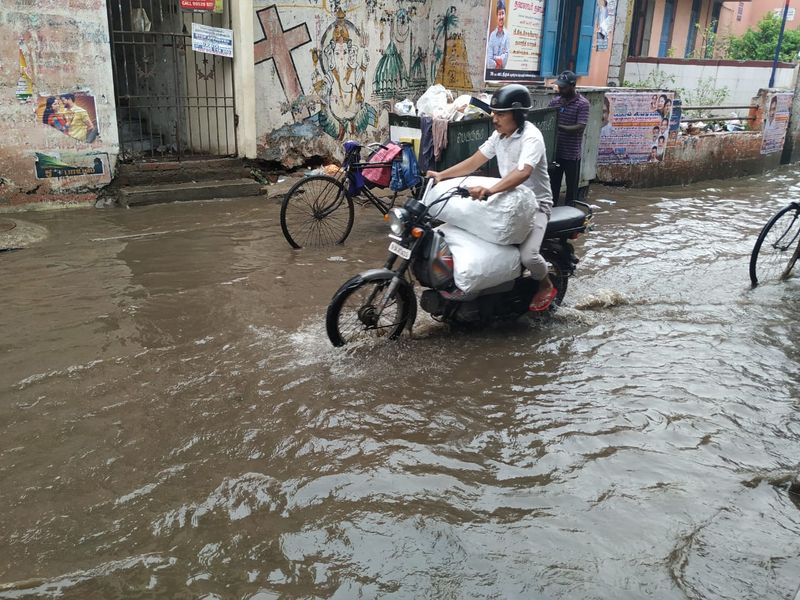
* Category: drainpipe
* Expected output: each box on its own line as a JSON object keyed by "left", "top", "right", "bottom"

{"left": 607, "top": 0, "right": 634, "bottom": 86}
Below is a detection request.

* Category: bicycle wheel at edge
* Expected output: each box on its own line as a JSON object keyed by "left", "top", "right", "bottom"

{"left": 280, "top": 175, "right": 355, "bottom": 249}
{"left": 749, "top": 203, "right": 800, "bottom": 287}
{"left": 326, "top": 274, "right": 414, "bottom": 347}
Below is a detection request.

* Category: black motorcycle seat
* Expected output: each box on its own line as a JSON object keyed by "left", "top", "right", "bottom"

{"left": 546, "top": 206, "right": 587, "bottom": 235}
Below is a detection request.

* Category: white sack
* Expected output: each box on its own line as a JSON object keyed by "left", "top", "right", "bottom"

{"left": 438, "top": 224, "right": 521, "bottom": 295}
{"left": 423, "top": 176, "right": 537, "bottom": 245}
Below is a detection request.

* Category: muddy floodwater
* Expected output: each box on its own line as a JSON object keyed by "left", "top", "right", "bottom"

{"left": 1, "top": 168, "right": 799, "bottom": 600}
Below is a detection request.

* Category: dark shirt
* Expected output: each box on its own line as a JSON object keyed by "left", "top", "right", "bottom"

{"left": 549, "top": 93, "right": 590, "bottom": 161}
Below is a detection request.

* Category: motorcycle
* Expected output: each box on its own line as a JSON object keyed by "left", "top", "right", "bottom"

{"left": 325, "top": 180, "right": 593, "bottom": 347}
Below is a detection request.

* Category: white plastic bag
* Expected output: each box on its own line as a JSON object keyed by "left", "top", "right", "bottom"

{"left": 416, "top": 85, "right": 453, "bottom": 119}
{"left": 394, "top": 98, "right": 416, "bottom": 116}
{"left": 446, "top": 94, "right": 473, "bottom": 121}
{"left": 438, "top": 224, "right": 521, "bottom": 294}
{"left": 423, "top": 176, "right": 537, "bottom": 245}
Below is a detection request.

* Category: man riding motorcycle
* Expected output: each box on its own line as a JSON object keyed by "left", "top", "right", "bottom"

{"left": 425, "top": 84, "right": 557, "bottom": 311}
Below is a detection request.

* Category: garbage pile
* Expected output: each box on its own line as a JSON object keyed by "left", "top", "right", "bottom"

{"left": 393, "top": 84, "right": 492, "bottom": 122}
{"left": 393, "top": 85, "right": 493, "bottom": 173}
{"left": 680, "top": 112, "right": 746, "bottom": 135}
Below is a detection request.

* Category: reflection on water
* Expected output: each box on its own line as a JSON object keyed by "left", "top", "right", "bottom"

{"left": 1, "top": 171, "right": 799, "bottom": 599}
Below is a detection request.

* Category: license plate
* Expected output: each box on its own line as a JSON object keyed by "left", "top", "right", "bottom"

{"left": 389, "top": 241, "right": 411, "bottom": 260}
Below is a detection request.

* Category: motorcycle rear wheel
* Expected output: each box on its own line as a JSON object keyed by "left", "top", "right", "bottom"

{"left": 326, "top": 274, "right": 413, "bottom": 347}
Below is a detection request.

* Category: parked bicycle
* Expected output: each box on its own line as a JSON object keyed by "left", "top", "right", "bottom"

{"left": 280, "top": 140, "right": 420, "bottom": 249}
{"left": 749, "top": 201, "right": 800, "bottom": 287}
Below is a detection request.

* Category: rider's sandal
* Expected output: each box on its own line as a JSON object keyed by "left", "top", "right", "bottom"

{"left": 529, "top": 287, "right": 558, "bottom": 312}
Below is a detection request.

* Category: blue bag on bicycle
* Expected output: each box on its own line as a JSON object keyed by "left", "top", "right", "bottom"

{"left": 390, "top": 143, "right": 422, "bottom": 192}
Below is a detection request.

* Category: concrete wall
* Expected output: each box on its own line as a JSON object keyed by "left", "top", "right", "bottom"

{"left": 625, "top": 57, "right": 798, "bottom": 112}
{"left": 0, "top": 0, "right": 119, "bottom": 206}
{"left": 251, "top": 0, "right": 493, "bottom": 167}
{"left": 596, "top": 88, "right": 789, "bottom": 187}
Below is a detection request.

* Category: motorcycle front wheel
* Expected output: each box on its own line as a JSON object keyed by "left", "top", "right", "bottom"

{"left": 326, "top": 274, "right": 414, "bottom": 347}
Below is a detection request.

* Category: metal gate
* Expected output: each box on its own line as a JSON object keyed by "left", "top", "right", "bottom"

{"left": 107, "top": 0, "right": 237, "bottom": 162}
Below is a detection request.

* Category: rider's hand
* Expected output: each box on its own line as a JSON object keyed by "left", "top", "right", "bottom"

{"left": 426, "top": 170, "right": 442, "bottom": 183}
{"left": 468, "top": 186, "right": 491, "bottom": 201}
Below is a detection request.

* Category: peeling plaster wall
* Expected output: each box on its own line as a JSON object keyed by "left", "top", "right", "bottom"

{"left": 0, "top": 0, "right": 118, "bottom": 206}
{"left": 252, "top": 0, "right": 491, "bottom": 167}
{"left": 597, "top": 132, "right": 781, "bottom": 187}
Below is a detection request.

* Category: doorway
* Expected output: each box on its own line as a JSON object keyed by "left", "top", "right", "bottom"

{"left": 556, "top": 0, "right": 582, "bottom": 74}
{"left": 107, "top": 0, "right": 237, "bottom": 162}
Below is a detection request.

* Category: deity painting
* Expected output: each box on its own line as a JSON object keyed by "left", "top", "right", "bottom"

{"left": 310, "top": 7, "right": 377, "bottom": 139}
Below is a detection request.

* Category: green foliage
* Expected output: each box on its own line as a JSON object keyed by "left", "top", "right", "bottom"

{"left": 727, "top": 12, "right": 800, "bottom": 61}
{"left": 623, "top": 68, "right": 677, "bottom": 89}
{"left": 680, "top": 76, "right": 730, "bottom": 109}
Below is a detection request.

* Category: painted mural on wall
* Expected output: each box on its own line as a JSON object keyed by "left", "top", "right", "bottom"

{"left": 310, "top": 6, "right": 377, "bottom": 139}
{"left": 35, "top": 93, "right": 100, "bottom": 144}
{"left": 484, "top": 0, "right": 543, "bottom": 82}
{"left": 255, "top": 3, "right": 379, "bottom": 140}
{"left": 255, "top": 4, "right": 312, "bottom": 110}
{"left": 598, "top": 91, "right": 676, "bottom": 164}
{"left": 34, "top": 152, "right": 107, "bottom": 179}
{"left": 761, "top": 92, "right": 792, "bottom": 155}
{"left": 430, "top": 6, "right": 473, "bottom": 90}
{"left": 373, "top": 6, "right": 427, "bottom": 99}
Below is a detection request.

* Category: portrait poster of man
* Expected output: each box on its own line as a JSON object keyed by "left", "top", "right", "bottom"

{"left": 484, "top": 0, "right": 544, "bottom": 82}
{"left": 35, "top": 92, "right": 100, "bottom": 144}
{"left": 760, "top": 92, "right": 792, "bottom": 155}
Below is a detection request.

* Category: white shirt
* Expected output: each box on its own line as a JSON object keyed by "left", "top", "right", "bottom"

{"left": 479, "top": 121, "right": 553, "bottom": 211}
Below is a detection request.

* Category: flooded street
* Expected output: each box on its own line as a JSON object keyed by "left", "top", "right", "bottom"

{"left": 1, "top": 167, "right": 799, "bottom": 599}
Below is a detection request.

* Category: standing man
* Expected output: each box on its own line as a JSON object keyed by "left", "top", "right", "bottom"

{"left": 60, "top": 93, "right": 96, "bottom": 143}
{"left": 485, "top": 0, "right": 510, "bottom": 70}
{"left": 548, "top": 70, "right": 590, "bottom": 206}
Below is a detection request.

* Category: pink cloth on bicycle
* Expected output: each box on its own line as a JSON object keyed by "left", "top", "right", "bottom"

{"left": 363, "top": 143, "right": 403, "bottom": 187}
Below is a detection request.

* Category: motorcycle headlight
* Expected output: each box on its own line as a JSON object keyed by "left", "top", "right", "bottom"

{"left": 388, "top": 207, "right": 410, "bottom": 236}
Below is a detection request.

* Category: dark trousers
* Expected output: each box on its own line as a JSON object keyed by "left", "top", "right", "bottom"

{"left": 549, "top": 159, "right": 581, "bottom": 207}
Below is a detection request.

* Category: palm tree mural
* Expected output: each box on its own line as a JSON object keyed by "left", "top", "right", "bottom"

{"left": 430, "top": 6, "right": 457, "bottom": 83}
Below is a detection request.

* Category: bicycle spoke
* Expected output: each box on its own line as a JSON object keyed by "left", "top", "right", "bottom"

{"left": 281, "top": 176, "right": 355, "bottom": 248}
{"left": 336, "top": 283, "right": 403, "bottom": 342}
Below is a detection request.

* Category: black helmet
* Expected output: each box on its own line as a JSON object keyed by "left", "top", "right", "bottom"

{"left": 490, "top": 84, "right": 532, "bottom": 112}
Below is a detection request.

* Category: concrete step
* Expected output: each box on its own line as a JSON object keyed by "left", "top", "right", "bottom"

{"left": 115, "top": 158, "right": 251, "bottom": 186}
{"left": 117, "top": 178, "right": 262, "bottom": 207}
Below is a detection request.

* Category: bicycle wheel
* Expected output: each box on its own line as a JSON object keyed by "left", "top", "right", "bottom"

{"left": 280, "top": 175, "right": 355, "bottom": 249}
{"left": 749, "top": 203, "right": 800, "bottom": 287}
{"left": 326, "top": 274, "right": 414, "bottom": 347}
